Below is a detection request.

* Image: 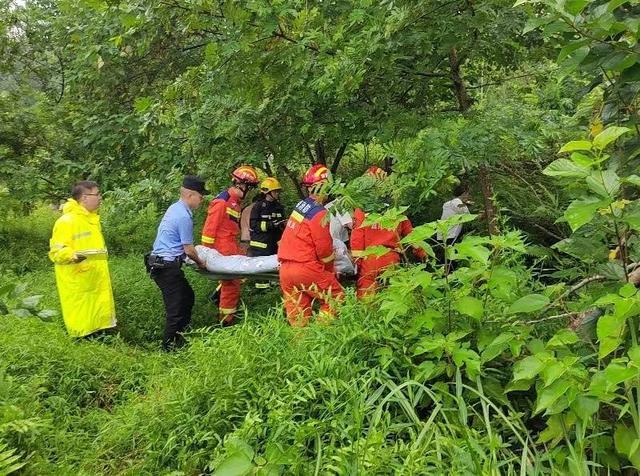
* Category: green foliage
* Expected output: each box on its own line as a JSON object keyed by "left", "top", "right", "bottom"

{"left": 0, "top": 279, "right": 57, "bottom": 320}
{"left": 2, "top": 0, "right": 640, "bottom": 473}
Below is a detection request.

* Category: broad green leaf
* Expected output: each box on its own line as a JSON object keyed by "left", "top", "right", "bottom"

{"left": 401, "top": 223, "right": 437, "bottom": 244}
{"left": 534, "top": 379, "right": 568, "bottom": 415}
{"left": 455, "top": 296, "right": 484, "bottom": 320}
{"left": 605, "top": 362, "right": 637, "bottom": 386}
{"left": 512, "top": 353, "right": 552, "bottom": 381}
{"left": 565, "top": 0, "right": 589, "bottom": 15}
{"left": 540, "top": 360, "right": 568, "bottom": 387}
{"left": 213, "top": 453, "right": 254, "bottom": 476}
{"left": 585, "top": 170, "right": 620, "bottom": 198}
{"left": 451, "top": 237, "right": 491, "bottom": 264}
{"left": 12, "top": 309, "right": 32, "bottom": 318}
{"left": 558, "top": 39, "right": 591, "bottom": 62}
{"left": 572, "top": 395, "right": 599, "bottom": 421}
{"left": 563, "top": 196, "right": 610, "bottom": 231}
{"left": 543, "top": 158, "right": 590, "bottom": 178}
{"left": 507, "top": 294, "right": 550, "bottom": 314}
{"left": 523, "top": 15, "right": 553, "bottom": 34}
{"left": 593, "top": 126, "right": 631, "bottom": 150}
{"left": 539, "top": 413, "right": 576, "bottom": 444}
{"left": 597, "top": 312, "right": 626, "bottom": 358}
{"left": 624, "top": 174, "right": 640, "bottom": 187}
{"left": 623, "top": 205, "right": 640, "bottom": 231}
{"left": 21, "top": 294, "right": 42, "bottom": 309}
{"left": 570, "top": 152, "right": 593, "bottom": 167}
{"left": 506, "top": 378, "right": 534, "bottom": 392}
{"left": 546, "top": 329, "right": 579, "bottom": 348}
{"left": 614, "top": 424, "right": 640, "bottom": 469}
{"left": 558, "top": 140, "right": 592, "bottom": 153}
{"left": 37, "top": 309, "right": 57, "bottom": 319}
{"left": 619, "top": 283, "right": 637, "bottom": 298}
{"left": 559, "top": 46, "right": 590, "bottom": 76}
{"left": 481, "top": 332, "right": 514, "bottom": 363}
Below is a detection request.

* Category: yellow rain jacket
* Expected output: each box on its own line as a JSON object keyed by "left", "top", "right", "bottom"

{"left": 48, "top": 199, "right": 116, "bottom": 337}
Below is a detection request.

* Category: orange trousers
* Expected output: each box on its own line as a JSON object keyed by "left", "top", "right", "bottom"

{"left": 211, "top": 239, "right": 242, "bottom": 321}
{"left": 279, "top": 261, "right": 344, "bottom": 327}
{"left": 356, "top": 251, "right": 400, "bottom": 299}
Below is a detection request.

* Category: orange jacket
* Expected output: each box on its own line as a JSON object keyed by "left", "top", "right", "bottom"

{"left": 278, "top": 197, "right": 335, "bottom": 269}
{"left": 201, "top": 188, "right": 242, "bottom": 248}
{"left": 351, "top": 208, "right": 426, "bottom": 259}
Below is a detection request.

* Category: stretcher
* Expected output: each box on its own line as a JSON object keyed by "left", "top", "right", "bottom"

{"left": 190, "top": 241, "right": 356, "bottom": 281}
{"left": 196, "top": 269, "right": 280, "bottom": 281}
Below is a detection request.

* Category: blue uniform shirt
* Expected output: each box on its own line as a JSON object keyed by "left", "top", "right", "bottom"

{"left": 152, "top": 200, "right": 194, "bottom": 261}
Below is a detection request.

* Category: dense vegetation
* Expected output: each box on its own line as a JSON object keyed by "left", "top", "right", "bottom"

{"left": 2, "top": 0, "right": 640, "bottom": 473}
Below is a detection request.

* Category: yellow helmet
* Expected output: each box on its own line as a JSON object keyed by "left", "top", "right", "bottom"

{"left": 260, "top": 177, "right": 282, "bottom": 193}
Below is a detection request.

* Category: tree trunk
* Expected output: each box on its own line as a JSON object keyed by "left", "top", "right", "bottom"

{"left": 449, "top": 47, "right": 473, "bottom": 113}
{"left": 279, "top": 164, "right": 305, "bottom": 199}
{"left": 330, "top": 142, "right": 348, "bottom": 175}
{"left": 449, "top": 46, "right": 498, "bottom": 235}
{"left": 314, "top": 139, "right": 326, "bottom": 165}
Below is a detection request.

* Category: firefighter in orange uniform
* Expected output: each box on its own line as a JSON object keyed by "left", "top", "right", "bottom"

{"left": 277, "top": 165, "right": 344, "bottom": 326}
{"left": 201, "top": 165, "right": 260, "bottom": 325}
{"left": 351, "top": 166, "right": 426, "bottom": 298}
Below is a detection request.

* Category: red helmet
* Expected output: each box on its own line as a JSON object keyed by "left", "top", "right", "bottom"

{"left": 231, "top": 165, "right": 259, "bottom": 185}
{"left": 365, "top": 165, "right": 388, "bottom": 180}
{"left": 301, "top": 164, "right": 330, "bottom": 186}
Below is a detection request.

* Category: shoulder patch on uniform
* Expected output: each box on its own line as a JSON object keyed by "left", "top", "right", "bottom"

{"left": 216, "top": 190, "right": 230, "bottom": 201}
{"left": 294, "top": 198, "right": 325, "bottom": 220}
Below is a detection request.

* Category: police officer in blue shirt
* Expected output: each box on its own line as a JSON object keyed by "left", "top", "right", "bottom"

{"left": 148, "top": 175, "right": 208, "bottom": 350}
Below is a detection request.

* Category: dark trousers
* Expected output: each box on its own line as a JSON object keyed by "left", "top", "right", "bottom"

{"left": 151, "top": 266, "right": 195, "bottom": 350}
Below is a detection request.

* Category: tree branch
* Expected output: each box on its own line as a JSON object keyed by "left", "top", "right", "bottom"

{"left": 303, "top": 142, "right": 315, "bottom": 164}
{"left": 330, "top": 142, "right": 348, "bottom": 175}
{"left": 55, "top": 51, "right": 65, "bottom": 104}
{"left": 279, "top": 164, "right": 304, "bottom": 199}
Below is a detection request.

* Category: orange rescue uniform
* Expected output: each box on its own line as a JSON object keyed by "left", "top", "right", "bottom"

{"left": 278, "top": 197, "right": 344, "bottom": 326}
{"left": 201, "top": 188, "right": 243, "bottom": 319}
{"left": 351, "top": 208, "right": 426, "bottom": 298}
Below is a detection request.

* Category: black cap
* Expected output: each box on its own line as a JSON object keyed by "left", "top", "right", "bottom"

{"left": 182, "top": 175, "right": 209, "bottom": 195}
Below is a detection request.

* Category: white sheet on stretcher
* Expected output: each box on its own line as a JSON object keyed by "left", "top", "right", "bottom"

{"left": 192, "top": 240, "right": 355, "bottom": 276}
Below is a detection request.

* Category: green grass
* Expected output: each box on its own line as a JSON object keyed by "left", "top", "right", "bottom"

{"left": 24, "top": 255, "right": 285, "bottom": 348}
{"left": 1, "top": 307, "right": 539, "bottom": 475}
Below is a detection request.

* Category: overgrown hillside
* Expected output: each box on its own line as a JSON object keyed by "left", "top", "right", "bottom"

{"left": 2, "top": 0, "right": 640, "bottom": 474}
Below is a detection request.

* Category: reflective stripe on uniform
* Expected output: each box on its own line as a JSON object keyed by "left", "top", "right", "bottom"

{"left": 291, "top": 211, "right": 304, "bottom": 223}
{"left": 219, "top": 307, "right": 236, "bottom": 315}
{"left": 351, "top": 250, "right": 365, "bottom": 258}
{"left": 72, "top": 231, "right": 91, "bottom": 240}
{"left": 260, "top": 221, "right": 268, "bottom": 232}
{"left": 201, "top": 235, "right": 215, "bottom": 244}
{"left": 250, "top": 240, "right": 267, "bottom": 249}
{"left": 320, "top": 252, "right": 335, "bottom": 263}
{"left": 226, "top": 207, "right": 240, "bottom": 218}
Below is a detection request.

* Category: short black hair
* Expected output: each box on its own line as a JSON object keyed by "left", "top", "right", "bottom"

{"left": 454, "top": 182, "right": 469, "bottom": 197}
{"left": 71, "top": 180, "right": 99, "bottom": 200}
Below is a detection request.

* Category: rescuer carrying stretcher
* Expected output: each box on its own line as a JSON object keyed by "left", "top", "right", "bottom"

{"left": 277, "top": 164, "right": 345, "bottom": 326}
{"left": 201, "top": 165, "right": 260, "bottom": 326}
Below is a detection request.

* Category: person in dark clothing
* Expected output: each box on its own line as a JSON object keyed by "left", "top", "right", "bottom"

{"left": 248, "top": 177, "right": 286, "bottom": 256}
{"left": 147, "top": 176, "right": 208, "bottom": 350}
{"left": 248, "top": 177, "right": 286, "bottom": 289}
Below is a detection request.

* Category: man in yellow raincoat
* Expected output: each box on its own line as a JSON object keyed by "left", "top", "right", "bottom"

{"left": 49, "top": 180, "right": 116, "bottom": 337}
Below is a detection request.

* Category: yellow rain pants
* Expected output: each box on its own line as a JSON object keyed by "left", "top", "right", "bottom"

{"left": 48, "top": 199, "right": 116, "bottom": 337}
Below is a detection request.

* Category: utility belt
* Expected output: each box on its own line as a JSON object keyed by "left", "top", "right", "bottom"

{"left": 144, "top": 253, "right": 183, "bottom": 273}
